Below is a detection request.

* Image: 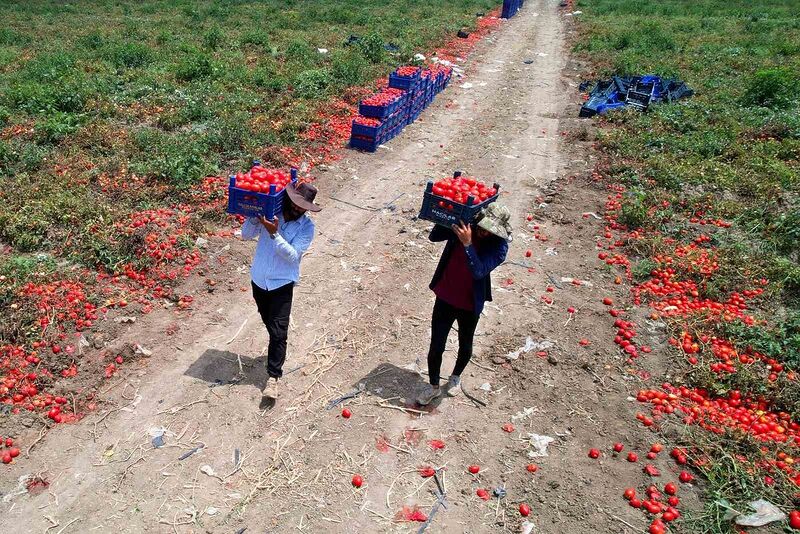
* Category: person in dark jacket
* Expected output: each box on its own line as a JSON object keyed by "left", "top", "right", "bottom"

{"left": 417, "top": 203, "right": 512, "bottom": 405}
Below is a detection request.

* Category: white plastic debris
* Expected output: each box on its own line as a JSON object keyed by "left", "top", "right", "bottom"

{"left": 120, "top": 394, "right": 142, "bottom": 412}
{"left": 511, "top": 407, "right": 538, "bottom": 422}
{"left": 114, "top": 316, "right": 136, "bottom": 324}
{"left": 537, "top": 52, "right": 548, "bottom": 57}
{"left": 521, "top": 521, "right": 535, "bottom": 534}
{"left": 206, "top": 507, "right": 219, "bottom": 516}
{"left": 561, "top": 277, "right": 594, "bottom": 287}
{"left": 195, "top": 237, "right": 208, "bottom": 248}
{"left": 479, "top": 382, "right": 492, "bottom": 392}
{"left": 545, "top": 247, "right": 558, "bottom": 256}
{"left": 414, "top": 53, "right": 426, "bottom": 61}
{"left": 526, "top": 433, "right": 555, "bottom": 457}
{"left": 582, "top": 212, "right": 602, "bottom": 220}
{"left": 134, "top": 344, "right": 152, "bottom": 357}
{"left": 200, "top": 465, "right": 217, "bottom": 477}
{"left": 725, "top": 499, "right": 785, "bottom": 527}
{"left": 506, "top": 338, "right": 555, "bottom": 360}
{"left": 317, "top": 48, "right": 328, "bottom": 54}
{"left": 461, "top": 82, "right": 474, "bottom": 89}
{"left": 366, "top": 266, "right": 380, "bottom": 273}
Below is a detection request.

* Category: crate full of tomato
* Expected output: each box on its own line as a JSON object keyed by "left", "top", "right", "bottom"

{"left": 358, "top": 87, "right": 408, "bottom": 119}
{"left": 419, "top": 172, "right": 500, "bottom": 226}
{"left": 227, "top": 163, "right": 298, "bottom": 218}
{"left": 388, "top": 65, "right": 422, "bottom": 91}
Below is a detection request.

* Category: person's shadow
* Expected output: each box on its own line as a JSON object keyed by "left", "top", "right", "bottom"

{"left": 185, "top": 348, "right": 268, "bottom": 388}
{"left": 351, "top": 362, "right": 442, "bottom": 411}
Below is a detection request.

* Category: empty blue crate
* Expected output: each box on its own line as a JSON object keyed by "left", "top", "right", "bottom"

{"left": 227, "top": 169, "right": 297, "bottom": 218}
{"left": 419, "top": 179, "right": 501, "bottom": 227}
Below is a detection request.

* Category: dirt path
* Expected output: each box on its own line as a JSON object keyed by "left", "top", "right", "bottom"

{"left": 0, "top": 2, "right": 699, "bottom": 533}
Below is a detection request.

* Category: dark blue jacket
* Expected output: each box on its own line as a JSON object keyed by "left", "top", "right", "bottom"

{"left": 428, "top": 226, "right": 509, "bottom": 315}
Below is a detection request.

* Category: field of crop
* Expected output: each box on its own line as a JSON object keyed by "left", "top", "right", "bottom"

{"left": 0, "top": 0, "right": 495, "bottom": 420}
{"left": 577, "top": 0, "right": 800, "bottom": 531}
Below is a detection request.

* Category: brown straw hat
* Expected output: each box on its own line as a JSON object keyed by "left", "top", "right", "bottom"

{"left": 285, "top": 182, "right": 322, "bottom": 212}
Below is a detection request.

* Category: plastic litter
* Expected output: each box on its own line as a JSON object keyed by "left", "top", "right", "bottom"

{"left": 526, "top": 433, "right": 555, "bottom": 457}
{"left": 521, "top": 521, "right": 535, "bottom": 534}
{"left": 722, "top": 499, "right": 786, "bottom": 527}
{"left": 506, "top": 338, "right": 555, "bottom": 360}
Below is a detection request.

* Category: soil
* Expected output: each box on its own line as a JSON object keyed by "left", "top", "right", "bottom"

{"left": 0, "top": 2, "right": 703, "bottom": 532}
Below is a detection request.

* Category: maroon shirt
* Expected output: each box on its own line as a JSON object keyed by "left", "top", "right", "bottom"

{"left": 433, "top": 242, "right": 474, "bottom": 311}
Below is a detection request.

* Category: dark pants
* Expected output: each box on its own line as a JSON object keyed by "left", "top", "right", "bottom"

{"left": 252, "top": 282, "right": 294, "bottom": 378}
{"left": 427, "top": 298, "right": 480, "bottom": 386}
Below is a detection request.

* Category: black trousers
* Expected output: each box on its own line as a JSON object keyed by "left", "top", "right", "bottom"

{"left": 427, "top": 298, "right": 480, "bottom": 386}
{"left": 252, "top": 282, "right": 294, "bottom": 378}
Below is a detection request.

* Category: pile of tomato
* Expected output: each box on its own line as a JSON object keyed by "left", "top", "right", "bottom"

{"left": 354, "top": 116, "right": 382, "bottom": 127}
{"left": 431, "top": 176, "right": 497, "bottom": 207}
{"left": 361, "top": 87, "right": 406, "bottom": 107}
{"left": 395, "top": 66, "right": 420, "bottom": 77}
{"left": 234, "top": 166, "right": 293, "bottom": 194}
{"left": 0, "top": 437, "right": 20, "bottom": 464}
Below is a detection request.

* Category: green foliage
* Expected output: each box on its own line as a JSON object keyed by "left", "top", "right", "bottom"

{"left": 174, "top": 51, "right": 215, "bottom": 81}
{"left": 357, "top": 31, "right": 384, "bottom": 63}
{"left": 330, "top": 49, "right": 369, "bottom": 89}
{"left": 34, "top": 111, "right": 82, "bottom": 144}
{"left": 239, "top": 30, "right": 270, "bottom": 49}
{"left": 106, "top": 42, "right": 154, "bottom": 69}
{"left": 203, "top": 26, "right": 225, "bottom": 51}
{"left": 742, "top": 68, "right": 798, "bottom": 109}
{"left": 293, "top": 69, "right": 332, "bottom": 99}
{"left": 131, "top": 128, "right": 216, "bottom": 187}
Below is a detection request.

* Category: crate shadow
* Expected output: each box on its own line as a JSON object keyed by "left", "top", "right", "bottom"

{"left": 185, "top": 348, "right": 268, "bottom": 391}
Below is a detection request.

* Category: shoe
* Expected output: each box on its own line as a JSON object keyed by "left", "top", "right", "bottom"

{"left": 417, "top": 384, "right": 441, "bottom": 406}
{"left": 263, "top": 377, "right": 278, "bottom": 399}
{"left": 444, "top": 375, "right": 462, "bottom": 397}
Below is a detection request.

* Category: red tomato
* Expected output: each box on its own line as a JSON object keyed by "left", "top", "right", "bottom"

{"left": 627, "top": 452, "right": 638, "bottom": 462}
{"left": 502, "top": 423, "right": 515, "bottom": 433}
{"left": 602, "top": 297, "right": 613, "bottom": 306}
{"left": 588, "top": 448, "right": 600, "bottom": 459}
{"left": 629, "top": 498, "right": 642, "bottom": 508}
{"left": 613, "top": 442, "right": 624, "bottom": 453}
{"left": 679, "top": 471, "right": 694, "bottom": 483}
{"left": 351, "top": 474, "right": 363, "bottom": 488}
{"left": 790, "top": 510, "right": 800, "bottom": 529}
{"left": 623, "top": 488, "right": 636, "bottom": 500}
{"left": 519, "top": 503, "right": 531, "bottom": 517}
{"left": 526, "top": 464, "right": 538, "bottom": 473}
{"left": 342, "top": 408, "right": 352, "bottom": 419}
{"left": 476, "top": 488, "right": 490, "bottom": 501}
{"left": 664, "top": 482, "right": 677, "bottom": 495}
{"left": 468, "top": 465, "right": 480, "bottom": 474}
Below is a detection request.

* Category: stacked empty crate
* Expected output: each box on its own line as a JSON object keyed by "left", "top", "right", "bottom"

{"left": 501, "top": 0, "right": 524, "bottom": 18}
{"left": 350, "top": 64, "right": 452, "bottom": 152}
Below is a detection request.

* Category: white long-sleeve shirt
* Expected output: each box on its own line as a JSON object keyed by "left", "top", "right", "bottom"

{"left": 241, "top": 214, "right": 315, "bottom": 290}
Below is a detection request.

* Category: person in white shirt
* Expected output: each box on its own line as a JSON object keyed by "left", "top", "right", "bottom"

{"left": 241, "top": 182, "right": 321, "bottom": 401}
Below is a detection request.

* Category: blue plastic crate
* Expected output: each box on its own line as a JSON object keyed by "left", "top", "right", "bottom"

{"left": 227, "top": 168, "right": 298, "bottom": 218}
{"left": 418, "top": 175, "right": 501, "bottom": 226}
{"left": 350, "top": 136, "right": 381, "bottom": 152}
{"left": 388, "top": 69, "right": 421, "bottom": 91}
{"left": 358, "top": 95, "right": 406, "bottom": 119}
